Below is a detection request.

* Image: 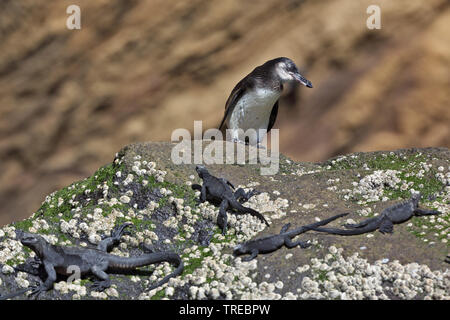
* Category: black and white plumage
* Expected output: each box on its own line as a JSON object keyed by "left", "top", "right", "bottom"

{"left": 218, "top": 57, "right": 313, "bottom": 145}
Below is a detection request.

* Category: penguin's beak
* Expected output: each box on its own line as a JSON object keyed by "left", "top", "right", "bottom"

{"left": 293, "top": 72, "right": 313, "bottom": 88}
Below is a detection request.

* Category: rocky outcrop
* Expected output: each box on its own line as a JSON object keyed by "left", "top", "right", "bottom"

{"left": 0, "top": 142, "right": 448, "bottom": 299}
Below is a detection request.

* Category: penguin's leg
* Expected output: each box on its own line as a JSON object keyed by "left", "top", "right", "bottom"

{"left": 256, "top": 129, "right": 268, "bottom": 149}
{"left": 229, "top": 128, "right": 247, "bottom": 145}
{"left": 232, "top": 137, "right": 247, "bottom": 145}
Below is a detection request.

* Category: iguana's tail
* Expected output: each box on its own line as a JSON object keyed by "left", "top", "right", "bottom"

{"left": 303, "top": 216, "right": 378, "bottom": 236}
{"left": 145, "top": 252, "right": 184, "bottom": 291}
{"left": 229, "top": 199, "right": 270, "bottom": 226}
{"left": 109, "top": 252, "right": 184, "bottom": 291}
{"left": 0, "top": 287, "right": 33, "bottom": 300}
{"left": 305, "top": 226, "right": 373, "bottom": 235}
{"left": 286, "top": 212, "right": 349, "bottom": 237}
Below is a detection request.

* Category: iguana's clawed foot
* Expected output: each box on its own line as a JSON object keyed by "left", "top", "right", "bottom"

{"left": 90, "top": 281, "right": 110, "bottom": 292}
{"left": 300, "top": 242, "right": 312, "bottom": 249}
{"left": 14, "top": 257, "right": 41, "bottom": 275}
{"left": 241, "top": 255, "right": 255, "bottom": 262}
{"left": 236, "top": 188, "right": 260, "bottom": 203}
{"left": 142, "top": 243, "right": 154, "bottom": 253}
{"left": 30, "top": 260, "right": 42, "bottom": 269}
{"left": 217, "top": 212, "right": 228, "bottom": 236}
{"left": 110, "top": 222, "right": 133, "bottom": 240}
{"left": 195, "top": 198, "right": 204, "bottom": 205}
{"left": 246, "top": 189, "right": 261, "bottom": 198}
{"left": 221, "top": 227, "right": 228, "bottom": 236}
{"left": 27, "top": 282, "right": 44, "bottom": 299}
{"left": 100, "top": 223, "right": 132, "bottom": 241}
{"left": 191, "top": 185, "right": 205, "bottom": 204}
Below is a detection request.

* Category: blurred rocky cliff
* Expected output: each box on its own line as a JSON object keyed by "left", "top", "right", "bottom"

{"left": 0, "top": 0, "right": 449, "bottom": 225}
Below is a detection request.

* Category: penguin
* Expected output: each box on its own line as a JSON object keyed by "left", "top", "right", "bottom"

{"left": 218, "top": 57, "right": 313, "bottom": 146}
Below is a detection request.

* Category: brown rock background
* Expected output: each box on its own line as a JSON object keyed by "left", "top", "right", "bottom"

{"left": 0, "top": 0, "right": 449, "bottom": 226}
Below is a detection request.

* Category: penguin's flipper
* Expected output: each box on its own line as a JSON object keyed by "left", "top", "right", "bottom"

{"left": 267, "top": 100, "right": 279, "bottom": 133}
{"left": 218, "top": 76, "right": 252, "bottom": 132}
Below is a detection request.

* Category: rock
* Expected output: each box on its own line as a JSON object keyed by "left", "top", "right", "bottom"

{"left": 0, "top": 142, "right": 448, "bottom": 300}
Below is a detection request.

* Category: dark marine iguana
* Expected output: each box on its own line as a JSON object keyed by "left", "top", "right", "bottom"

{"left": 193, "top": 165, "right": 269, "bottom": 234}
{"left": 306, "top": 193, "right": 441, "bottom": 236}
{"left": 191, "top": 179, "right": 258, "bottom": 205}
{"left": 5, "top": 223, "right": 183, "bottom": 298}
{"left": 233, "top": 212, "right": 349, "bottom": 261}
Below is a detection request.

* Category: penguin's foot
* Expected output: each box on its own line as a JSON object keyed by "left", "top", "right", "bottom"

{"left": 231, "top": 138, "right": 246, "bottom": 145}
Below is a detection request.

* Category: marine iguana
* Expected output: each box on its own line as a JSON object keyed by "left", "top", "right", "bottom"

{"left": 191, "top": 179, "right": 258, "bottom": 205}
{"left": 306, "top": 193, "right": 441, "bottom": 236}
{"left": 233, "top": 212, "right": 349, "bottom": 261}
{"left": 13, "top": 222, "right": 183, "bottom": 298}
{"left": 193, "top": 165, "right": 269, "bottom": 234}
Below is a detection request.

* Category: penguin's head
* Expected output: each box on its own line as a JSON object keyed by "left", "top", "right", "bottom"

{"left": 273, "top": 57, "right": 313, "bottom": 88}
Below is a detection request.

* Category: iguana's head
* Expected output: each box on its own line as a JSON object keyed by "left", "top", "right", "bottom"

{"left": 411, "top": 192, "right": 421, "bottom": 207}
{"left": 19, "top": 231, "right": 47, "bottom": 258}
{"left": 232, "top": 243, "right": 248, "bottom": 256}
{"left": 195, "top": 165, "right": 208, "bottom": 178}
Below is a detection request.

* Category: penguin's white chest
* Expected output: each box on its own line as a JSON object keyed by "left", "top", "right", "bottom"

{"left": 227, "top": 88, "right": 280, "bottom": 133}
